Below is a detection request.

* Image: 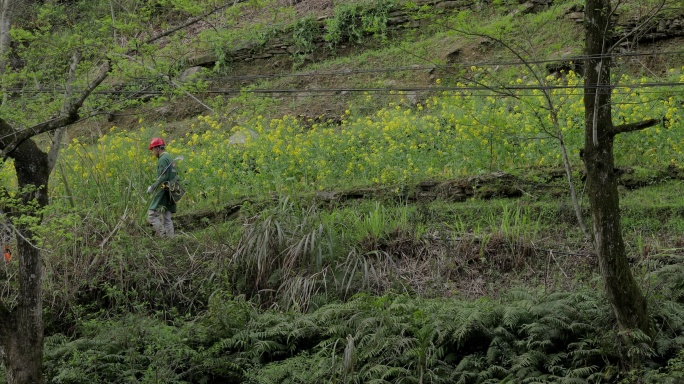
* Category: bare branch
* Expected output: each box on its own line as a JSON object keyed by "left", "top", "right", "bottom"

{"left": 122, "top": 54, "right": 214, "bottom": 113}
{"left": 0, "top": 60, "right": 111, "bottom": 159}
{"left": 47, "top": 50, "right": 82, "bottom": 173}
{"left": 611, "top": 118, "right": 660, "bottom": 136}
{"left": 145, "top": 3, "right": 239, "bottom": 46}
{"left": 479, "top": 35, "right": 549, "bottom": 102}
{"left": 1, "top": 2, "right": 243, "bottom": 158}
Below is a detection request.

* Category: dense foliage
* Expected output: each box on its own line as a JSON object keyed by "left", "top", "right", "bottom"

{"left": 38, "top": 276, "right": 684, "bottom": 383}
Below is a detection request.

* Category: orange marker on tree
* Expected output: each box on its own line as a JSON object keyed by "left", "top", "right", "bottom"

{"left": 3, "top": 245, "right": 10, "bottom": 262}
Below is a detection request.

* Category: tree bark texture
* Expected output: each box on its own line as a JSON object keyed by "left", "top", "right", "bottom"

{"left": 583, "top": 0, "right": 653, "bottom": 337}
{"left": 0, "top": 120, "right": 47, "bottom": 384}
{"left": 0, "top": 0, "right": 15, "bottom": 73}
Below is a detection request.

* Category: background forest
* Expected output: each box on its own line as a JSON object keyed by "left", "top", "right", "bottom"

{"left": 1, "top": 0, "right": 684, "bottom": 382}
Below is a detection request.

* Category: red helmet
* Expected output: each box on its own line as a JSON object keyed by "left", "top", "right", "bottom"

{"left": 149, "top": 137, "right": 165, "bottom": 150}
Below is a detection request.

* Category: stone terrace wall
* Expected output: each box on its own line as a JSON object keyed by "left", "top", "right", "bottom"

{"left": 185, "top": 0, "right": 684, "bottom": 70}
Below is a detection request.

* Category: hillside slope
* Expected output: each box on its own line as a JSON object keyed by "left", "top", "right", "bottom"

{"left": 0, "top": 0, "right": 684, "bottom": 384}
{"left": 94, "top": 0, "right": 683, "bottom": 142}
{"left": 3, "top": 1, "right": 684, "bottom": 382}
{"left": 133, "top": 0, "right": 684, "bottom": 131}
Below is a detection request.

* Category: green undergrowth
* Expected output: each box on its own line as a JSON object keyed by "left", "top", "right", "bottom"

{"left": 37, "top": 276, "right": 684, "bottom": 383}
{"left": 34, "top": 178, "right": 684, "bottom": 322}
{"left": 26, "top": 184, "right": 684, "bottom": 382}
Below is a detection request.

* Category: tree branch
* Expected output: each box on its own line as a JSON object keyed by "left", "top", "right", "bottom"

{"left": 0, "top": 60, "right": 111, "bottom": 159}
{"left": 47, "top": 49, "right": 82, "bottom": 173}
{"left": 611, "top": 118, "right": 660, "bottom": 136}
{"left": 122, "top": 54, "right": 214, "bottom": 113}
{"left": 1, "top": 1, "right": 243, "bottom": 159}
{"left": 609, "top": 0, "right": 667, "bottom": 52}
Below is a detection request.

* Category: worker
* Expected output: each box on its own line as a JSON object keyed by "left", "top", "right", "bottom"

{"left": 147, "top": 137, "right": 177, "bottom": 237}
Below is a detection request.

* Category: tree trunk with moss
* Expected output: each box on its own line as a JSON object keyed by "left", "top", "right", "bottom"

{"left": 0, "top": 0, "right": 15, "bottom": 73}
{"left": 583, "top": 0, "right": 656, "bottom": 338}
{"left": 0, "top": 126, "right": 48, "bottom": 384}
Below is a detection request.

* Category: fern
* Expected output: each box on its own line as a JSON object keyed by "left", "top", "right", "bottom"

{"left": 44, "top": 283, "right": 684, "bottom": 382}
{"left": 567, "top": 365, "right": 599, "bottom": 378}
{"left": 450, "top": 301, "right": 496, "bottom": 348}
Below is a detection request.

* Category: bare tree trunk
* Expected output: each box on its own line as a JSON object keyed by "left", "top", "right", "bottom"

{"left": 0, "top": 134, "right": 48, "bottom": 384}
{"left": 0, "top": 0, "right": 10, "bottom": 66}
{"left": 0, "top": 0, "right": 16, "bottom": 74}
{"left": 2, "top": 253, "right": 44, "bottom": 383}
{"left": 583, "top": 0, "right": 653, "bottom": 338}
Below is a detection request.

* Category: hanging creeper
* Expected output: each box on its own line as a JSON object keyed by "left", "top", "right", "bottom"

{"left": 3, "top": 244, "right": 10, "bottom": 262}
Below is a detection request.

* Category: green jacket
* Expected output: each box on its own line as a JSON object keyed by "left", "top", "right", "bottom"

{"left": 149, "top": 152, "right": 177, "bottom": 213}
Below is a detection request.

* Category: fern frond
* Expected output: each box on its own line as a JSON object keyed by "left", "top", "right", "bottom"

{"left": 545, "top": 351, "right": 568, "bottom": 367}
{"left": 501, "top": 305, "right": 530, "bottom": 329}
{"left": 543, "top": 315, "right": 571, "bottom": 331}
{"left": 252, "top": 339, "right": 287, "bottom": 358}
{"left": 361, "top": 364, "right": 411, "bottom": 381}
{"left": 454, "top": 355, "right": 478, "bottom": 372}
{"left": 486, "top": 345, "right": 503, "bottom": 365}
{"left": 560, "top": 378, "right": 591, "bottom": 384}
{"left": 627, "top": 342, "right": 656, "bottom": 360}
{"left": 566, "top": 365, "right": 598, "bottom": 378}
{"left": 504, "top": 287, "right": 536, "bottom": 303}
{"left": 482, "top": 364, "right": 509, "bottom": 378}
{"left": 568, "top": 321, "right": 594, "bottom": 334}
{"left": 511, "top": 350, "right": 545, "bottom": 370}
{"left": 450, "top": 303, "right": 495, "bottom": 348}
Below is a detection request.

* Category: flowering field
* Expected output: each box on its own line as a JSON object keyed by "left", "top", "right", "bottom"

{"left": 1, "top": 69, "right": 682, "bottom": 220}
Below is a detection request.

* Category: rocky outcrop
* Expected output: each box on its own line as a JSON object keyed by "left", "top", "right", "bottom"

{"left": 618, "top": 16, "right": 684, "bottom": 44}
{"left": 564, "top": 5, "right": 684, "bottom": 45}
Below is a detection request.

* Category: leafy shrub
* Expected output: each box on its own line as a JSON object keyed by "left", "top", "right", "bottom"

{"left": 324, "top": 0, "right": 396, "bottom": 46}
{"left": 292, "top": 16, "right": 321, "bottom": 55}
